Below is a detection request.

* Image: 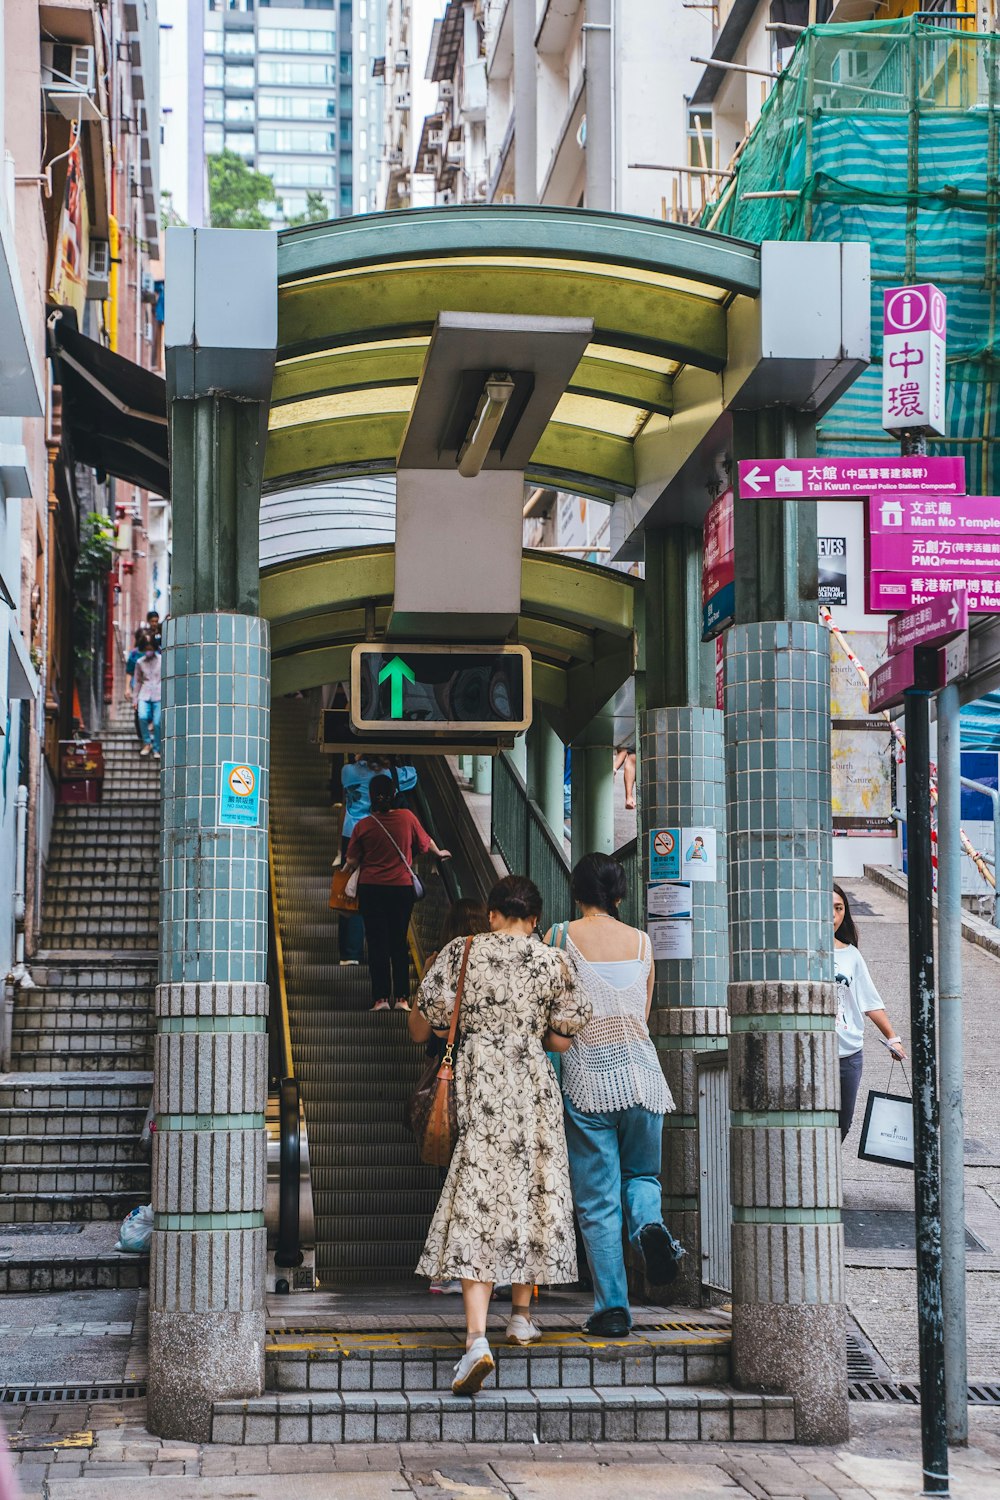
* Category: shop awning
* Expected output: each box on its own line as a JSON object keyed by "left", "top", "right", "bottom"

{"left": 50, "top": 320, "right": 168, "bottom": 495}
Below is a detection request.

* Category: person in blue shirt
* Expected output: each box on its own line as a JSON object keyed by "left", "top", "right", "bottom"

{"left": 124, "top": 628, "right": 149, "bottom": 743}
{"left": 337, "top": 757, "right": 418, "bottom": 965}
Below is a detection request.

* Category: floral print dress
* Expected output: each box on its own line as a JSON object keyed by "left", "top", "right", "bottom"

{"left": 415, "top": 931, "right": 592, "bottom": 1286}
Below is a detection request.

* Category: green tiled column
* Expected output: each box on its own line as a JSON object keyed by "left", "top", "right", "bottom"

{"left": 725, "top": 618, "right": 846, "bottom": 1443}
{"left": 641, "top": 527, "right": 729, "bottom": 1306}
{"left": 147, "top": 612, "right": 271, "bottom": 1441}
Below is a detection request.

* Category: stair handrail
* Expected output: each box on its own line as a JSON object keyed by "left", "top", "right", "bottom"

{"left": 267, "top": 844, "right": 303, "bottom": 1269}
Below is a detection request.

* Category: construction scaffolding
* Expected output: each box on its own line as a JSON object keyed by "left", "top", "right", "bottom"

{"left": 707, "top": 17, "right": 1000, "bottom": 495}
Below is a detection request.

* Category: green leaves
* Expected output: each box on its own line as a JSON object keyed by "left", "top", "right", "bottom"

{"left": 207, "top": 151, "right": 279, "bottom": 230}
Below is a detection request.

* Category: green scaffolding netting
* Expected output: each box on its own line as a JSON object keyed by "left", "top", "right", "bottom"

{"left": 707, "top": 17, "right": 1000, "bottom": 494}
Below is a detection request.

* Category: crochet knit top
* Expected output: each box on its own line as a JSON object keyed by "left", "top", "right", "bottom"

{"left": 550, "top": 925, "right": 673, "bottom": 1116}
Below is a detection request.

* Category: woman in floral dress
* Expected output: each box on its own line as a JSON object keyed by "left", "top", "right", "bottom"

{"left": 413, "top": 875, "right": 592, "bottom": 1395}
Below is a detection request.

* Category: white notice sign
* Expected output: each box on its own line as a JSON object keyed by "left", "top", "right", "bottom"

{"left": 647, "top": 882, "right": 692, "bottom": 919}
{"left": 681, "top": 828, "right": 718, "bottom": 882}
{"left": 649, "top": 919, "right": 694, "bottom": 961}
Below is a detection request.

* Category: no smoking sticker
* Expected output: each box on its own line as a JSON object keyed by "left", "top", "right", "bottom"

{"left": 649, "top": 827, "right": 681, "bottom": 882}
{"left": 219, "top": 760, "right": 261, "bottom": 827}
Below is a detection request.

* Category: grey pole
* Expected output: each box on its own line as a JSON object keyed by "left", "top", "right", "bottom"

{"left": 512, "top": 0, "right": 538, "bottom": 204}
{"left": 584, "top": 1, "right": 614, "bottom": 211}
{"left": 937, "top": 681, "right": 968, "bottom": 1445}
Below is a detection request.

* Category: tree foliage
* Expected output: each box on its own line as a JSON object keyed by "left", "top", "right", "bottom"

{"left": 207, "top": 151, "right": 278, "bottom": 230}
{"left": 285, "top": 190, "right": 329, "bottom": 228}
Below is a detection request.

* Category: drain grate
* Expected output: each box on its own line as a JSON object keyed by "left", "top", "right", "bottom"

{"left": 0, "top": 1383, "right": 146, "bottom": 1404}
{"left": 849, "top": 1380, "right": 1000, "bottom": 1406}
{"left": 0, "top": 1224, "right": 85, "bottom": 1239}
{"left": 846, "top": 1331, "right": 879, "bottom": 1379}
{"left": 651, "top": 1321, "right": 727, "bottom": 1333}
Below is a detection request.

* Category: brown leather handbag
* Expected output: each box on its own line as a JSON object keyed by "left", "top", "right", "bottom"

{"left": 409, "top": 935, "right": 473, "bottom": 1167}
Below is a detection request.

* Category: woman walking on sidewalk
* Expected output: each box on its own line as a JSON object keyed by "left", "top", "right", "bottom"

{"left": 546, "top": 852, "right": 684, "bottom": 1337}
{"left": 344, "top": 775, "right": 449, "bottom": 1011}
{"left": 414, "top": 875, "right": 592, "bottom": 1396}
{"left": 834, "top": 883, "right": 907, "bottom": 1140}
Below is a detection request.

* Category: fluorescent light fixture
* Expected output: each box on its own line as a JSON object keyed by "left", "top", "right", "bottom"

{"left": 456, "top": 372, "right": 516, "bottom": 479}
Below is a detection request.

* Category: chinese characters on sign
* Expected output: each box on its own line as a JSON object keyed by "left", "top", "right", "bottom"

{"left": 737, "top": 456, "right": 965, "bottom": 498}
{"left": 867, "top": 496, "right": 1000, "bottom": 613}
{"left": 881, "top": 283, "right": 947, "bottom": 436}
{"left": 702, "top": 488, "right": 734, "bottom": 640}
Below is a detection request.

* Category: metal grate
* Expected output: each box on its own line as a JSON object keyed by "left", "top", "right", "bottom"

{"left": 849, "top": 1380, "right": 1000, "bottom": 1406}
{"left": 652, "top": 1320, "right": 729, "bottom": 1333}
{"left": 697, "top": 1053, "right": 732, "bottom": 1295}
{"left": 846, "top": 1330, "right": 879, "bottom": 1379}
{"left": 0, "top": 1383, "right": 146, "bottom": 1404}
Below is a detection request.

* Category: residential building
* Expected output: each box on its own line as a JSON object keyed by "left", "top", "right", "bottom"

{"left": 380, "top": 0, "right": 415, "bottom": 209}
{"left": 0, "top": 0, "right": 163, "bottom": 973}
{"left": 418, "top": 0, "right": 488, "bottom": 203}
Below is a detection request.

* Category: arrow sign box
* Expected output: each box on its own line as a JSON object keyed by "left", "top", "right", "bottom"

{"left": 887, "top": 589, "right": 968, "bottom": 656}
{"left": 868, "top": 648, "right": 916, "bottom": 713}
{"left": 737, "top": 456, "right": 965, "bottom": 499}
{"left": 351, "top": 644, "right": 532, "bottom": 733}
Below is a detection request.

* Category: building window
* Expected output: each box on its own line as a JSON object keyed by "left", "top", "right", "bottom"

{"left": 258, "top": 93, "right": 335, "bottom": 120}
{"left": 225, "top": 64, "right": 256, "bottom": 89}
{"left": 258, "top": 60, "right": 337, "bottom": 85}
{"left": 359, "top": 96, "right": 367, "bottom": 118}
{"left": 204, "top": 95, "right": 225, "bottom": 120}
{"left": 358, "top": 128, "right": 367, "bottom": 150}
{"left": 204, "top": 32, "right": 224, "bottom": 54}
{"left": 686, "top": 109, "right": 714, "bottom": 169}
{"left": 224, "top": 31, "right": 254, "bottom": 55}
{"left": 225, "top": 132, "right": 255, "bottom": 157}
{"left": 258, "top": 128, "right": 338, "bottom": 153}
{"left": 204, "top": 60, "right": 224, "bottom": 87}
{"left": 261, "top": 159, "right": 337, "bottom": 186}
{"left": 258, "top": 29, "right": 336, "bottom": 53}
{"left": 225, "top": 98, "right": 255, "bottom": 122}
{"left": 205, "top": 126, "right": 224, "bottom": 153}
{"left": 359, "top": 193, "right": 368, "bottom": 211}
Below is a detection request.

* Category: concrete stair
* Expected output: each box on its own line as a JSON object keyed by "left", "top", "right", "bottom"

{"left": 212, "top": 1323, "right": 795, "bottom": 1445}
{"left": 0, "top": 710, "right": 158, "bottom": 1289}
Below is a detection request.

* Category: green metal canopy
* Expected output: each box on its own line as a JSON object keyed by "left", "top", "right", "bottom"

{"left": 261, "top": 544, "right": 639, "bottom": 742}
{"left": 268, "top": 206, "right": 761, "bottom": 503}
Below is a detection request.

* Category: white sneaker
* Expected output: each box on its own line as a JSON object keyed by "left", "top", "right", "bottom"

{"left": 452, "top": 1337, "right": 494, "bottom": 1396}
{"left": 506, "top": 1314, "right": 541, "bottom": 1346}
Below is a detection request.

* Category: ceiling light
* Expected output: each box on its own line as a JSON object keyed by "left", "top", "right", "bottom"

{"left": 456, "top": 372, "right": 516, "bottom": 479}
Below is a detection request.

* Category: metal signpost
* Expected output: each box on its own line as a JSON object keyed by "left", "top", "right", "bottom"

{"left": 350, "top": 644, "right": 532, "bottom": 735}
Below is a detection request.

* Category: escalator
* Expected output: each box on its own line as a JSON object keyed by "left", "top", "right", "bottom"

{"left": 268, "top": 697, "right": 495, "bottom": 1284}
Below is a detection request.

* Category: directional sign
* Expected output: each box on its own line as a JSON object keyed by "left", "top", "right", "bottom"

{"left": 887, "top": 590, "right": 967, "bottom": 656}
{"left": 913, "top": 632, "right": 969, "bottom": 694}
{"left": 882, "top": 283, "right": 947, "bottom": 437}
{"left": 350, "top": 644, "right": 532, "bottom": 734}
{"left": 868, "top": 648, "right": 917, "bottom": 713}
{"left": 869, "top": 494, "right": 1000, "bottom": 536}
{"left": 737, "top": 456, "right": 965, "bottom": 499}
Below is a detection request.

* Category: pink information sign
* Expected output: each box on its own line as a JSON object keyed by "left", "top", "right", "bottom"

{"left": 737, "top": 456, "right": 965, "bottom": 498}
{"left": 867, "top": 494, "right": 1000, "bottom": 613}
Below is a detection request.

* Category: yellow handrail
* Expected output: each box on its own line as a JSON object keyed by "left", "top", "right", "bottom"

{"left": 268, "top": 842, "right": 295, "bottom": 1081}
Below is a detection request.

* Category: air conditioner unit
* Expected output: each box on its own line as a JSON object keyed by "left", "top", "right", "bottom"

{"left": 86, "top": 239, "right": 110, "bottom": 300}
{"left": 447, "top": 138, "right": 465, "bottom": 162}
{"left": 141, "top": 270, "right": 156, "bottom": 302}
{"left": 388, "top": 147, "right": 403, "bottom": 164}
{"left": 41, "top": 42, "right": 101, "bottom": 122}
{"left": 395, "top": 49, "right": 410, "bottom": 71}
{"left": 428, "top": 128, "right": 445, "bottom": 148}
{"left": 394, "top": 91, "right": 411, "bottom": 111}
{"left": 439, "top": 81, "right": 455, "bottom": 100}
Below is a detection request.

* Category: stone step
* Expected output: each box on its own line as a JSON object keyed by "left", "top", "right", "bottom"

{"left": 39, "top": 933, "right": 157, "bottom": 952}
{"left": 14, "top": 988, "right": 154, "bottom": 1012}
{"left": 0, "top": 1188, "right": 147, "bottom": 1223}
{"left": 0, "top": 1133, "right": 143, "bottom": 1164}
{"left": 12, "top": 1008, "right": 153, "bottom": 1034}
{"left": 0, "top": 1105, "right": 147, "bottom": 1136}
{"left": 33, "top": 965, "right": 156, "bottom": 987}
{"left": 265, "top": 1331, "right": 731, "bottom": 1395}
{"left": 0, "top": 1160, "right": 149, "bottom": 1194}
{"left": 212, "top": 1386, "right": 794, "bottom": 1446}
{"left": 0, "top": 1072, "right": 152, "bottom": 1109}
{"left": 0, "top": 1250, "right": 149, "bottom": 1294}
{"left": 3, "top": 1047, "right": 154, "bottom": 1072}
{"left": 10, "top": 1028, "right": 154, "bottom": 1056}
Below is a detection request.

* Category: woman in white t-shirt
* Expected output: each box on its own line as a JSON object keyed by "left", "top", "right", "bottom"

{"left": 834, "top": 884, "right": 907, "bottom": 1140}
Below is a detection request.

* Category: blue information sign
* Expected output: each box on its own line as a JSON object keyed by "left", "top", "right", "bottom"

{"left": 648, "top": 827, "right": 681, "bottom": 882}
{"left": 219, "top": 761, "right": 261, "bottom": 827}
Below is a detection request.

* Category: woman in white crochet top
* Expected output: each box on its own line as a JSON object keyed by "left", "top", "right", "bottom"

{"left": 546, "top": 852, "right": 685, "bottom": 1337}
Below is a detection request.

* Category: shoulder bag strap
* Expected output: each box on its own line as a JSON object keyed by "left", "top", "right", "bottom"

{"left": 372, "top": 814, "right": 416, "bottom": 880}
{"left": 441, "top": 935, "right": 474, "bottom": 1070}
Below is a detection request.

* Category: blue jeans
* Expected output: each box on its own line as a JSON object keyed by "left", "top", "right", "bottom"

{"left": 137, "top": 698, "right": 161, "bottom": 754}
{"left": 563, "top": 1095, "right": 666, "bottom": 1322}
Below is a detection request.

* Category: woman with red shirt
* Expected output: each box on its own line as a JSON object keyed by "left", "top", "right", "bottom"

{"left": 345, "top": 775, "right": 450, "bottom": 1011}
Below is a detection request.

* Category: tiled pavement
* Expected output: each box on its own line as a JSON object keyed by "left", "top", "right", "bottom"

{"left": 3, "top": 1401, "right": 1000, "bottom": 1498}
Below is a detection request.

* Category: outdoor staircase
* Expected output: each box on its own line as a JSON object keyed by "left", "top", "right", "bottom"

{"left": 0, "top": 707, "right": 158, "bottom": 1290}
{"left": 270, "top": 697, "right": 440, "bottom": 1284}
{"left": 212, "top": 1307, "right": 795, "bottom": 1445}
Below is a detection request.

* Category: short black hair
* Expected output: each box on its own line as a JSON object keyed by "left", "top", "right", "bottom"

{"left": 834, "top": 883, "right": 859, "bottom": 948}
{"left": 572, "top": 852, "right": 627, "bottom": 915}
{"left": 369, "top": 774, "right": 395, "bottom": 814}
{"left": 487, "top": 875, "right": 542, "bottom": 922}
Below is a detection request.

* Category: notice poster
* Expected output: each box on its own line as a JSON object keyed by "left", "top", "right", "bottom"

{"left": 702, "top": 488, "right": 735, "bottom": 641}
{"left": 818, "top": 536, "right": 848, "bottom": 607}
{"left": 647, "top": 882, "right": 692, "bottom": 919}
{"left": 831, "top": 726, "right": 894, "bottom": 831}
{"left": 50, "top": 121, "right": 90, "bottom": 322}
{"left": 649, "top": 919, "right": 694, "bottom": 961}
{"left": 680, "top": 827, "right": 718, "bottom": 882}
{"left": 829, "top": 631, "right": 890, "bottom": 721}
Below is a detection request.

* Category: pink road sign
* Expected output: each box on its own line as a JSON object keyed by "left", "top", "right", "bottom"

{"left": 870, "top": 535, "right": 1000, "bottom": 572}
{"left": 868, "top": 494, "right": 1000, "bottom": 535}
{"left": 887, "top": 590, "right": 967, "bottom": 655}
{"left": 869, "top": 647, "right": 916, "bottom": 713}
{"left": 883, "top": 284, "right": 947, "bottom": 336}
{"left": 869, "top": 574, "right": 1000, "bottom": 613}
{"left": 882, "top": 283, "right": 947, "bottom": 435}
{"left": 737, "top": 456, "right": 965, "bottom": 499}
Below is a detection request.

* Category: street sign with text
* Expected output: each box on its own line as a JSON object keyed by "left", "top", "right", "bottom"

{"left": 869, "top": 648, "right": 917, "bottom": 713}
{"left": 350, "top": 644, "right": 532, "bottom": 734}
{"left": 737, "top": 456, "right": 965, "bottom": 499}
{"left": 887, "top": 590, "right": 968, "bottom": 655}
{"left": 882, "top": 283, "right": 947, "bottom": 436}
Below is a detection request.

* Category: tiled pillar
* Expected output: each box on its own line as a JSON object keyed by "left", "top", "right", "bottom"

{"left": 147, "top": 612, "right": 271, "bottom": 1441}
{"left": 641, "top": 706, "right": 728, "bottom": 1306}
{"left": 725, "top": 618, "right": 847, "bottom": 1443}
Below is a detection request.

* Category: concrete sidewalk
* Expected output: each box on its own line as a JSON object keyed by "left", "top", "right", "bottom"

{"left": 3, "top": 1401, "right": 1000, "bottom": 1500}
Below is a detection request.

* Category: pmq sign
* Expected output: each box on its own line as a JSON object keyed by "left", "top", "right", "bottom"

{"left": 882, "top": 283, "right": 947, "bottom": 437}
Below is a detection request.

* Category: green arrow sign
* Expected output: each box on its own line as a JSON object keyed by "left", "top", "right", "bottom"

{"left": 377, "top": 655, "right": 415, "bottom": 719}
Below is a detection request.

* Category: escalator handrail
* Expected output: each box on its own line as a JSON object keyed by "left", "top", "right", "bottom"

{"left": 267, "top": 843, "right": 303, "bottom": 1268}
